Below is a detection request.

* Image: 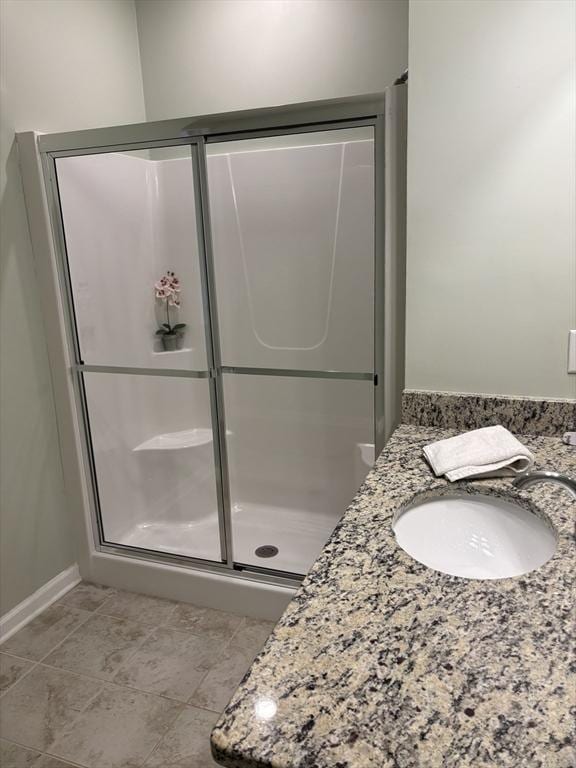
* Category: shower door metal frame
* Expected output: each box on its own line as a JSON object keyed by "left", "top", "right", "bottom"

{"left": 36, "top": 91, "right": 396, "bottom": 588}
{"left": 42, "top": 137, "right": 242, "bottom": 582}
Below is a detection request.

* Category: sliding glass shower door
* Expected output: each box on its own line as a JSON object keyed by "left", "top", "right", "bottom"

{"left": 55, "top": 145, "right": 224, "bottom": 563}
{"left": 206, "top": 128, "right": 376, "bottom": 574}
{"left": 52, "top": 124, "right": 377, "bottom": 579}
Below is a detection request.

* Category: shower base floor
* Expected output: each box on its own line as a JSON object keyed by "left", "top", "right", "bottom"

{"left": 117, "top": 501, "right": 337, "bottom": 575}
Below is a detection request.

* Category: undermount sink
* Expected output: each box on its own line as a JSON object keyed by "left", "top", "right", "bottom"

{"left": 392, "top": 493, "right": 557, "bottom": 579}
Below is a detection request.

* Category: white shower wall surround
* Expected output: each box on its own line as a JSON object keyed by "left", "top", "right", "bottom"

{"left": 56, "top": 137, "right": 375, "bottom": 575}
{"left": 57, "top": 150, "right": 207, "bottom": 370}
{"left": 208, "top": 138, "right": 374, "bottom": 370}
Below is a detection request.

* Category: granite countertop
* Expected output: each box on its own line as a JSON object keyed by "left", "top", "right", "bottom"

{"left": 211, "top": 423, "right": 575, "bottom": 768}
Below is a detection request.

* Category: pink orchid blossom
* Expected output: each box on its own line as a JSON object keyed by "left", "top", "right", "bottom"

{"left": 154, "top": 270, "right": 182, "bottom": 302}
{"left": 155, "top": 271, "right": 186, "bottom": 339}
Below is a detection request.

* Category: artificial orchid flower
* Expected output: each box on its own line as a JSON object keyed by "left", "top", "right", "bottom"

{"left": 154, "top": 271, "right": 186, "bottom": 340}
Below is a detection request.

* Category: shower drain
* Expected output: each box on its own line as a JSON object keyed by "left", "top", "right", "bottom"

{"left": 255, "top": 545, "right": 279, "bottom": 559}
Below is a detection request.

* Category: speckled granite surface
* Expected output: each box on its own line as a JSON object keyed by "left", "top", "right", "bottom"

{"left": 402, "top": 390, "right": 575, "bottom": 436}
{"left": 211, "top": 425, "right": 575, "bottom": 768}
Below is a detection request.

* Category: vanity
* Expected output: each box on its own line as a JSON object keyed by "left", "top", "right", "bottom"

{"left": 211, "top": 392, "right": 575, "bottom": 768}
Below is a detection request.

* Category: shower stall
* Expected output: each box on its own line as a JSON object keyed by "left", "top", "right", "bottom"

{"left": 19, "top": 91, "right": 406, "bottom": 610}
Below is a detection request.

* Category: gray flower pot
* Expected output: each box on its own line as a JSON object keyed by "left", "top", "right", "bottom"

{"left": 161, "top": 334, "right": 180, "bottom": 352}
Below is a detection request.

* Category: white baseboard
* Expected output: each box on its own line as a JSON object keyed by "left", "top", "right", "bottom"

{"left": 0, "top": 564, "right": 81, "bottom": 644}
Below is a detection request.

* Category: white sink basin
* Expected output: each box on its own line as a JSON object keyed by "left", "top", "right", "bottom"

{"left": 392, "top": 493, "right": 557, "bottom": 579}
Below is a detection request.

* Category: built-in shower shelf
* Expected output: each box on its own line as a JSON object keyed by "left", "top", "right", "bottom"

{"left": 133, "top": 428, "right": 213, "bottom": 452}
{"left": 152, "top": 347, "right": 194, "bottom": 356}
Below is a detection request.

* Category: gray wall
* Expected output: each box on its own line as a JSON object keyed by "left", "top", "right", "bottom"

{"left": 135, "top": 0, "right": 408, "bottom": 118}
{"left": 0, "top": 0, "right": 145, "bottom": 615}
{"left": 405, "top": 0, "right": 576, "bottom": 399}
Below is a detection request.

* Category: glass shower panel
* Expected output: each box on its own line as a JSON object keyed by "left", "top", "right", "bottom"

{"left": 56, "top": 147, "right": 207, "bottom": 370}
{"left": 223, "top": 374, "right": 373, "bottom": 574}
{"left": 83, "top": 373, "right": 221, "bottom": 562}
{"left": 207, "top": 128, "right": 375, "bottom": 372}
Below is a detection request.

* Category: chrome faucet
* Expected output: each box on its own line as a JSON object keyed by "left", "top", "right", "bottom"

{"left": 513, "top": 470, "right": 576, "bottom": 500}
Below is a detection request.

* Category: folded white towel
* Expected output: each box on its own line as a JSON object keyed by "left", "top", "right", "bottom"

{"left": 423, "top": 425, "right": 534, "bottom": 482}
{"left": 563, "top": 431, "right": 576, "bottom": 447}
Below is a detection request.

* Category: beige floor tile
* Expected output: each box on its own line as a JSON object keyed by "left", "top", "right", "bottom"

{"left": 49, "top": 683, "right": 182, "bottom": 768}
{"left": 0, "top": 652, "right": 35, "bottom": 693}
{"left": 167, "top": 604, "right": 242, "bottom": 642}
{"left": 0, "top": 739, "right": 75, "bottom": 768}
{"left": 1, "top": 589, "right": 262, "bottom": 767}
{"left": 234, "top": 618, "right": 275, "bottom": 655}
{"left": 144, "top": 706, "right": 219, "bottom": 767}
{"left": 0, "top": 606, "right": 90, "bottom": 662}
{"left": 0, "top": 739, "right": 42, "bottom": 767}
{"left": 97, "top": 589, "right": 177, "bottom": 626}
{"left": 37, "top": 755, "right": 81, "bottom": 768}
{"left": 43, "top": 614, "right": 150, "bottom": 681}
{"left": 57, "top": 582, "right": 115, "bottom": 612}
{"left": 189, "top": 618, "right": 274, "bottom": 712}
{"left": 0, "top": 665, "right": 102, "bottom": 752}
{"left": 190, "top": 644, "right": 256, "bottom": 713}
{"left": 114, "top": 627, "right": 220, "bottom": 702}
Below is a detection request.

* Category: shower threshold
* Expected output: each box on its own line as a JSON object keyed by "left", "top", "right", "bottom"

{"left": 117, "top": 502, "right": 336, "bottom": 576}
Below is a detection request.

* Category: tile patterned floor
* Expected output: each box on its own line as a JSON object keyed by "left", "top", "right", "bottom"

{"left": 0, "top": 582, "right": 275, "bottom": 767}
